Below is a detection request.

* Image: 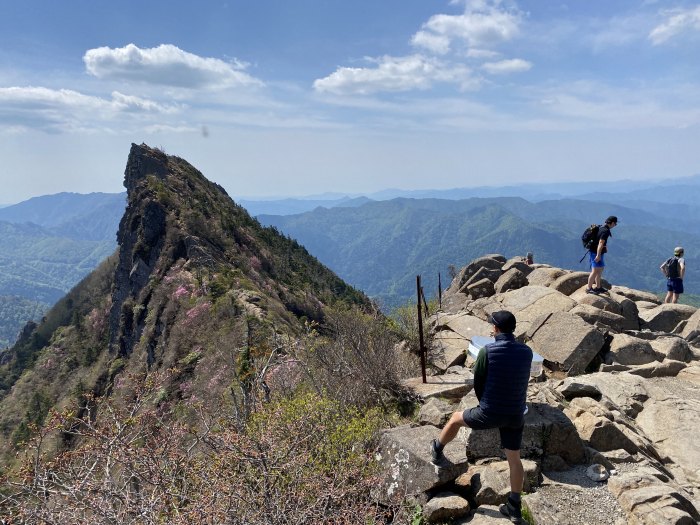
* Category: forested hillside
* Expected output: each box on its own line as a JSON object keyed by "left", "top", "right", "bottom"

{"left": 260, "top": 197, "right": 700, "bottom": 308}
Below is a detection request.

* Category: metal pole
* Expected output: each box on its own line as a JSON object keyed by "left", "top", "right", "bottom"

{"left": 438, "top": 272, "right": 442, "bottom": 310}
{"left": 417, "top": 275, "right": 427, "bottom": 383}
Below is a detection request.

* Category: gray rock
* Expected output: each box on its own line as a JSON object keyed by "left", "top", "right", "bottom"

{"left": 526, "top": 311, "right": 605, "bottom": 375}
{"left": 502, "top": 257, "right": 533, "bottom": 276}
{"left": 625, "top": 359, "right": 687, "bottom": 378}
{"left": 418, "top": 397, "right": 455, "bottom": 427}
{"left": 570, "top": 303, "right": 625, "bottom": 333}
{"left": 458, "top": 397, "right": 586, "bottom": 464}
{"left": 565, "top": 398, "right": 642, "bottom": 454}
{"left": 680, "top": 309, "right": 700, "bottom": 346}
{"left": 639, "top": 303, "right": 697, "bottom": 333}
{"left": 436, "top": 313, "right": 492, "bottom": 341}
{"left": 493, "top": 268, "right": 528, "bottom": 294}
{"left": 495, "top": 286, "right": 576, "bottom": 338}
{"left": 402, "top": 370, "right": 474, "bottom": 400}
{"left": 422, "top": 491, "right": 470, "bottom": 523}
{"left": 607, "top": 291, "right": 641, "bottom": 331}
{"left": 460, "top": 267, "right": 503, "bottom": 291}
{"left": 609, "top": 285, "right": 662, "bottom": 304}
{"left": 455, "top": 460, "right": 539, "bottom": 506}
{"left": 450, "top": 256, "right": 506, "bottom": 293}
{"left": 466, "top": 277, "right": 495, "bottom": 299}
{"left": 526, "top": 267, "right": 568, "bottom": 287}
{"left": 606, "top": 333, "right": 661, "bottom": 366}
{"left": 648, "top": 336, "right": 693, "bottom": 362}
{"left": 375, "top": 425, "right": 470, "bottom": 502}
{"left": 586, "top": 463, "right": 610, "bottom": 482}
{"left": 453, "top": 505, "right": 510, "bottom": 524}
{"left": 608, "top": 470, "right": 700, "bottom": 524}
{"left": 430, "top": 330, "right": 468, "bottom": 372}
{"left": 550, "top": 271, "right": 591, "bottom": 296}
{"left": 557, "top": 378, "right": 602, "bottom": 400}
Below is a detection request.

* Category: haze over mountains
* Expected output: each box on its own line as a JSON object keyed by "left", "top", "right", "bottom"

{"left": 1, "top": 174, "right": 698, "bottom": 344}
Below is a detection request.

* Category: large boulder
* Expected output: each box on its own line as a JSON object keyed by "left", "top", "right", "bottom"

{"left": 569, "top": 304, "right": 625, "bottom": 333}
{"left": 435, "top": 313, "right": 491, "bottom": 341}
{"left": 564, "top": 397, "right": 646, "bottom": 455}
{"left": 635, "top": 377, "right": 700, "bottom": 486}
{"left": 422, "top": 492, "right": 470, "bottom": 523}
{"left": 375, "top": 425, "right": 470, "bottom": 502}
{"left": 648, "top": 336, "right": 693, "bottom": 362}
{"left": 571, "top": 288, "right": 624, "bottom": 315}
{"left": 639, "top": 304, "right": 697, "bottom": 333}
{"left": 455, "top": 460, "right": 539, "bottom": 506}
{"left": 493, "top": 268, "right": 528, "bottom": 294}
{"left": 495, "top": 286, "right": 576, "bottom": 338}
{"left": 418, "top": 397, "right": 455, "bottom": 427}
{"left": 502, "top": 257, "right": 533, "bottom": 276}
{"left": 607, "top": 468, "right": 700, "bottom": 525}
{"left": 680, "top": 309, "right": 700, "bottom": 347}
{"left": 607, "top": 290, "right": 641, "bottom": 331}
{"left": 449, "top": 256, "right": 505, "bottom": 294}
{"left": 550, "top": 271, "right": 591, "bottom": 296}
{"left": 610, "top": 285, "right": 662, "bottom": 304}
{"left": 465, "top": 278, "right": 496, "bottom": 299}
{"left": 526, "top": 267, "right": 567, "bottom": 287}
{"left": 430, "top": 330, "right": 467, "bottom": 372}
{"left": 625, "top": 359, "right": 687, "bottom": 378}
{"left": 460, "top": 267, "right": 503, "bottom": 292}
{"left": 526, "top": 311, "right": 605, "bottom": 375}
{"left": 457, "top": 392, "right": 586, "bottom": 465}
{"left": 562, "top": 372, "right": 650, "bottom": 419}
{"left": 606, "top": 334, "right": 661, "bottom": 366}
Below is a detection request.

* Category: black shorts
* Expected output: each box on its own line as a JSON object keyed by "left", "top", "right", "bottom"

{"left": 462, "top": 405, "right": 525, "bottom": 451}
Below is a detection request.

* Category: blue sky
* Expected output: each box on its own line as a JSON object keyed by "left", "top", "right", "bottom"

{"left": 1, "top": 0, "right": 699, "bottom": 203}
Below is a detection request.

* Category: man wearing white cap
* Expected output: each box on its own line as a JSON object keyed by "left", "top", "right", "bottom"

{"left": 660, "top": 247, "right": 686, "bottom": 303}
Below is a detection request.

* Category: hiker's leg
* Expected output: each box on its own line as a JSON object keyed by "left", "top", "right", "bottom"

{"left": 590, "top": 267, "right": 603, "bottom": 289}
{"left": 664, "top": 291, "right": 673, "bottom": 303}
{"left": 437, "top": 411, "right": 467, "bottom": 447}
{"left": 504, "top": 448, "right": 524, "bottom": 493}
{"left": 672, "top": 293, "right": 679, "bottom": 303}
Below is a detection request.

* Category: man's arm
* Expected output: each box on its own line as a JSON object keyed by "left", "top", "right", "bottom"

{"left": 680, "top": 260, "right": 686, "bottom": 279}
{"left": 660, "top": 260, "right": 668, "bottom": 276}
{"left": 473, "top": 347, "right": 488, "bottom": 401}
{"left": 595, "top": 239, "right": 605, "bottom": 262}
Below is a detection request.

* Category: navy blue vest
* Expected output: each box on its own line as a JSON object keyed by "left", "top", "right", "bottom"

{"left": 480, "top": 333, "right": 533, "bottom": 416}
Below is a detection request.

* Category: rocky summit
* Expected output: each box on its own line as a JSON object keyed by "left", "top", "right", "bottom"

{"left": 377, "top": 254, "right": 700, "bottom": 524}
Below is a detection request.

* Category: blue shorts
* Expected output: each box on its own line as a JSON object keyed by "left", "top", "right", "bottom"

{"left": 462, "top": 406, "right": 525, "bottom": 451}
{"left": 589, "top": 251, "right": 605, "bottom": 268}
{"left": 667, "top": 278, "right": 684, "bottom": 294}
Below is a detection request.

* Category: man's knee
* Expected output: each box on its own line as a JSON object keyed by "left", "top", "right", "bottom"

{"left": 448, "top": 411, "right": 466, "bottom": 427}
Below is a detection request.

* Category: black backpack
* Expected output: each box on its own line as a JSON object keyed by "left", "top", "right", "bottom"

{"left": 581, "top": 224, "right": 600, "bottom": 251}
{"left": 663, "top": 256, "right": 680, "bottom": 278}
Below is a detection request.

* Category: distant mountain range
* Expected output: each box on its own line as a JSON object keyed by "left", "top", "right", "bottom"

{"left": 0, "top": 193, "right": 125, "bottom": 347}
{"left": 1, "top": 174, "right": 698, "bottom": 343}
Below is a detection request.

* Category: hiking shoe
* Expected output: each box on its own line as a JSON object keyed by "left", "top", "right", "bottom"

{"left": 429, "top": 439, "right": 445, "bottom": 465}
{"left": 594, "top": 287, "right": 608, "bottom": 293}
{"left": 586, "top": 288, "right": 599, "bottom": 295}
{"left": 499, "top": 499, "right": 523, "bottom": 524}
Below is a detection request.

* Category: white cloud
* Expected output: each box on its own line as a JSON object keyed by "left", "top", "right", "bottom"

{"left": 481, "top": 58, "right": 531, "bottom": 74}
{"left": 649, "top": 6, "right": 700, "bottom": 45}
{"left": 0, "top": 86, "right": 178, "bottom": 133}
{"left": 412, "top": 0, "right": 522, "bottom": 53}
{"left": 313, "top": 55, "right": 476, "bottom": 95}
{"left": 411, "top": 31, "right": 451, "bottom": 55}
{"left": 83, "top": 43, "right": 264, "bottom": 89}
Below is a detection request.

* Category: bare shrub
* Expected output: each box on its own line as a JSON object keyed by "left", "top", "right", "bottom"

{"left": 299, "top": 307, "right": 417, "bottom": 409}
{"left": 0, "top": 373, "right": 394, "bottom": 524}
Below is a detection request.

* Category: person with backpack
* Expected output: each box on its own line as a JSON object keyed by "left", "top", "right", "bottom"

{"left": 586, "top": 216, "right": 618, "bottom": 294}
{"left": 660, "top": 247, "right": 685, "bottom": 303}
{"left": 429, "top": 311, "right": 533, "bottom": 524}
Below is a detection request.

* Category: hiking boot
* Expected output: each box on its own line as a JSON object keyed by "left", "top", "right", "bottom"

{"left": 429, "top": 439, "right": 445, "bottom": 465}
{"left": 499, "top": 499, "right": 523, "bottom": 524}
{"left": 586, "top": 288, "right": 599, "bottom": 295}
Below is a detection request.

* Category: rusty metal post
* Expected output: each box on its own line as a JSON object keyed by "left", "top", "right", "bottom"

{"left": 417, "top": 275, "right": 427, "bottom": 383}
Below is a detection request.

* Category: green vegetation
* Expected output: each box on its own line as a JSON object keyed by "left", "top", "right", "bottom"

{"left": 0, "top": 296, "right": 48, "bottom": 348}
{"left": 259, "top": 197, "right": 700, "bottom": 308}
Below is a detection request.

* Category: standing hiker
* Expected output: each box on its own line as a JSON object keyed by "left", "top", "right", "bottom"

{"left": 660, "top": 247, "right": 685, "bottom": 304}
{"left": 586, "top": 215, "right": 618, "bottom": 295}
{"left": 429, "top": 311, "right": 532, "bottom": 524}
